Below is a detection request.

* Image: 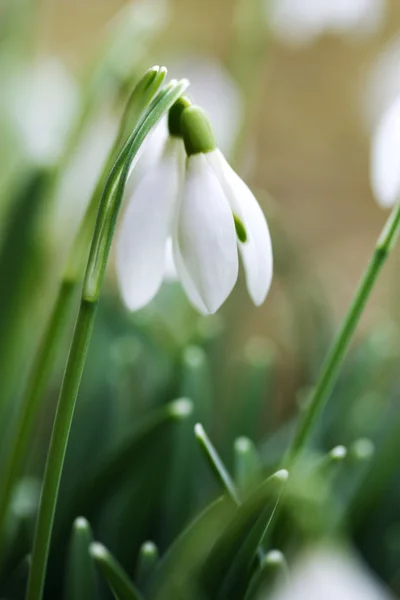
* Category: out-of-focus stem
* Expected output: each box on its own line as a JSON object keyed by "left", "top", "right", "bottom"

{"left": 286, "top": 201, "right": 400, "bottom": 463}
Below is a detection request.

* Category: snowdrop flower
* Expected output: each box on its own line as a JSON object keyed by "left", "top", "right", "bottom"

{"left": 116, "top": 99, "right": 273, "bottom": 314}
{"left": 267, "top": 0, "right": 386, "bottom": 47}
{"left": 370, "top": 95, "right": 400, "bottom": 208}
{"left": 6, "top": 59, "right": 78, "bottom": 165}
{"left": 268, "top": 545, "right": 393, "bottom": 600}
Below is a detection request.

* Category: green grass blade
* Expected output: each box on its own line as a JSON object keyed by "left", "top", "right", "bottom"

{"left": 234, "top": 437, "right": 263, "bottom": 495}
{"left": 149, "top": 497, "right": 235, "bottom": 600}
{"left": 90, "top": 542, "right": 143, "bottom": 600}
{"left": 195, "top": 423, "right": 240, "bottom": 506}
{"left": 57, "top": 399, "right": 193, "bottom": 535}
{"left": 64, "top": 517, "right": 98, "bottom": 600}
{"left": 135, "top": 541, "right": 159, "bottom": 590}
{"left": 200, "top": 469, "right": 289, "bottom": 600}
{"left": 244, "top": 550, "right": 289, "bottom": 600}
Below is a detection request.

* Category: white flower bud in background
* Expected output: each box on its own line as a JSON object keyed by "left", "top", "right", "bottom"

{"left": 363, "top": 37, "right": 400, "bottom": 131}
{"left": 6, "top": 58, "right": 79, "bottom": 166}
{"left": 267, "top": 545, "right": 394, "bottom": 600}
{"left": 266, "top": 0, "right": 386, "bottom": 47}
{"left": 49, "top": 111, "right": 118, "bottom": 256}
{"left": 370, "top": 96, "right": 400, "bottom": 208}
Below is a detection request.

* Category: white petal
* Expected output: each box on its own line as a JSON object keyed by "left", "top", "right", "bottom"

{"left": 116, "top": 138, "right": 184, "bottom": 310}
{"left": 207, "top": 150, "right": 273, "bottom": 306}
{"left": 270, "top": 545, "right": 394, "bottom": 600}
{"left": 174, "top": 154, "right": 238, "bottom": 314}
{"left": 163, "top": 238, "right": 178, "bottom": 281}
{"left": 371, "top": 95, "right": 400, "bottom": 208}
{"left": 173, "top": 243, "right": 209, "bottom": 314}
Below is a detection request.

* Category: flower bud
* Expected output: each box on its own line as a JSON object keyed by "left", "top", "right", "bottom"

{"left": 180, "top": 106, "right": 217, "bottom": 155}
{"left": 168, "top": 96, "right": 191, "bottom": 137}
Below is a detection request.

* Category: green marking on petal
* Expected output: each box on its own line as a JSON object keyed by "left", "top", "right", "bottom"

{"left": 233, "top": 214, "right": 247, "bottom": 243}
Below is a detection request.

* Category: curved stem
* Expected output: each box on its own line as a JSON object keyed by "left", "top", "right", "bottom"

{"left": 25, "top": 78, "right": 188, "bottom": 600}
{"left": 286, "top": 201, "right": 400, "bottom": 463}
{"left": 26, "top": 299, "right": 97, "bottom": 600}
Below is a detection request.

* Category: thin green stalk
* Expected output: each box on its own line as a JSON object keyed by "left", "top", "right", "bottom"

{"left": 90, "top": 542, "right": 143, "bottom": 600}
{"left": 194, "top": 423, "right": 240, "bottom": 506}
{"left": 286, "top": 201, "right": 400, "bottom": 463}
{"left": 26, "top": 299, "right": 97, "bottom": 600}
{"left": 0, "top": 278, "right": 76, "bottom": 559}
{"left": 0, "top": 66, "right": 167, "bottom": 565}
{"left": 25, "top": 76, "right": 189, "bottom": 600}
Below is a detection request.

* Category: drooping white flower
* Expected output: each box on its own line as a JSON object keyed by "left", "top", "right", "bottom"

{"left": 370, "top": 95, "right": 400, "bottom": 208}
{"left": 116, "top": 101, "right": 273, "bottom": 314}
{"left": 267, "top": 545, "right": 393, "bottom": 600}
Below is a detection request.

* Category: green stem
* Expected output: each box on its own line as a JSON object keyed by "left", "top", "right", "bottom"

{"left": 0, "top": 67, "right": 166, "bottom": 566}
{"left": 26, "top": 299, "right": 97, "bottom": 600}
{"left": 25, "top": 76, "right": 188, "bottom": 600}
{"left": 0, "top": 279, "right": 76, "bottom": 559}
{"left": 286, "top": 201, "right": 400, "bottom": 463}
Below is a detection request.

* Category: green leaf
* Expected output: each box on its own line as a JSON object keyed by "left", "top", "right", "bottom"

{"left": 195, "top": 423, "right": 240, "bottom": 506}
{"left": 90, "top": 542, "right": 143, "bottom": 600}
{"left": 149, "top": 497, "right": 235, "bottom": 600}
{"left": 234, "top": 437, "right": 263, "bottom": 496}
{"left": 199, "top": 470, "right": 289, "bottom": 600}
{"left": 64, "top": 517, "right": 98, "bottom": 600}
{"left": 244, "top": 550, "right": 289, "bottom": 600}
{"left": 57, "top": 399, "right": 193, "bottom": 535}
{"left": 135, "top": 540, "right": 159, "bottom": 590}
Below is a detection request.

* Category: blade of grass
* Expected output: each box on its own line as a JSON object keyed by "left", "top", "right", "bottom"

{"left": 194, "top": 423, "right": 240, "bottom": 506}
{"left": 200, "top": 470, "right": 288, "bottom": 600}
{"left": 90, "top": 543, "right": 143, "bottom": 600}
{"left": 64, "top": 517, "right": 97, "bottom": 600}
{"left": 135, "top": 541, "right": 159, "bottom": 590}
{"left": 286, "top": 200, "right": 400, "bottom": 462}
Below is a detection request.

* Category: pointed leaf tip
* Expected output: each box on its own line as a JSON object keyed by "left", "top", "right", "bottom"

{"left": 234, "top": 437, "right": 252, "bottom": 453}
{"left": 90, "top": 542, "right": 107, "bottom": 560}
{"left": 272, "top": 469, "right": 289, "bottom": 482}
{"left": 330, "top": 445, "right": 347, "bottom": 461}
{"left": 265, "top": 550, "right": 284, "bottom": 566}
{"left": 169, "top": 398, "right": 193, "bottom": 418}
{"left": 73, "top": 517, "right": 90, "bottom": 531}
{"left": 194, "top": 422, "right": 204, "bottom": 437}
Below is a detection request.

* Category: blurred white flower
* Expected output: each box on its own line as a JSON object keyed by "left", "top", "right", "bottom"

{"left": 267, "top": 0, "right": 386, "bottom": 46}
{"left": 50, "top": 111, "right": 118, "bottom": 253}
{"left": 370, "top": 95, "right": 400, "bottom": 208}
{"left": 267, "top": 546, "right": 393, "bottom": 600}
{"left": 116, "top": 106, "right": 273, "bottom": 314}
{"left": 7, "top": 58, "right": 79, "bottom": 165}
{"left": 363, "top": 36, "right": 400, "bottom": 131}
